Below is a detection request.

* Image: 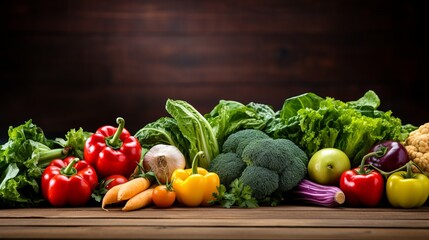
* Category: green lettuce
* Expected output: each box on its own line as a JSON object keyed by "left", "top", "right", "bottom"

{"left": 134, "top": 117, "right": 190, "bottom": 160}
{"left": 166, "top": 99, "right": 219, "bottom": 169}
{"left": 265, "top": 90, "right": 415, "bottom": 167}
{"left": 204, "top": 100, "right": 276, "bottom": 148}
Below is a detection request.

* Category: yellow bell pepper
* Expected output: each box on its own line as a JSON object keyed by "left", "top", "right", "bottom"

{"left": 386, "top": 162, "right": 429, "bottom": 208}
{"left": 172, "top": 151, "right": 220, "bottom": 207}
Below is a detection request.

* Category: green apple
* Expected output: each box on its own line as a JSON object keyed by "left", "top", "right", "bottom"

{"left": 307, "top": 148, "right": 351, "bottom": 186}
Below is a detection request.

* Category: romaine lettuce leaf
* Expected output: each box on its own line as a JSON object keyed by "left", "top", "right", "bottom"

{"left": 166, "top": 99, "right": 219, "bottom": 169}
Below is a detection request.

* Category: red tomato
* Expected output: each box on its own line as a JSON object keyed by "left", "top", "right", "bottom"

{"left": 104, "top": 175, "right": 128, "bottom": 190}
{"left": 152, "top": 185, "right": 176, "bottom": 208}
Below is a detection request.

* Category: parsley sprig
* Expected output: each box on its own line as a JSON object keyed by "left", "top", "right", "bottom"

{"left": 211, "top": 179, "right": 259, "bottom": 208}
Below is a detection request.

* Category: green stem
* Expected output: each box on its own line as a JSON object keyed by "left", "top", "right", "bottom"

{"left": 108, "top": 117, "right": 125, "bottom": 149}
{"left": 191, "top": 151, "right": 205, "bottom": 175}
{"left": 370, "top": 163, "right": 407, "bottom": 179}
{"left": 357, "top": 149, "right": 385, "bottom": 175}
{"left": 370, "top": 160, "right": 429, "bottom": 179}
{"left": 400, "top": 161, "right": 429, "bottom": 179}
{"left": 38, "top": 147, "right": 70, "bottom": 168}
{"left": 404, "top": 161, "right": 414, "bottom": 178}
{"left": 60, "top": 158, "right": 79, "bottom": 177}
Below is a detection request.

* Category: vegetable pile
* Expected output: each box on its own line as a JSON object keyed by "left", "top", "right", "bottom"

{"left": 0, "top": 121, "right": 90, "bottom": 208}
{"left": 2, "top": 90, "right": 427, "bottom": 210}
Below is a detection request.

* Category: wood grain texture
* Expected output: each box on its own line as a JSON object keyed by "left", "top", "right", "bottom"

{"left": 1, "top": 0, "right": 428, "bottom": 140}
{"left": 0, "top": 206, "right": 429, "bottom": 239}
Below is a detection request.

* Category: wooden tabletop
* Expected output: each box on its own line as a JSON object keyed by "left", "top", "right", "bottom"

{"left": 1, "top": 205, "right": 429, "bottom": 240}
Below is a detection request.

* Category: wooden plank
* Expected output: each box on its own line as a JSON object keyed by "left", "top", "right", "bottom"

{"left": 1, "top": 218, "right": 429, "bottom": 229}
{"left": 1, "top": 207, "right": 429, "bottom": 239}
{"left": 1, "top": 206, "right": 429, "bottom": 220}
{"left": 0, "top": 226, "right": 428, "bottom": 240}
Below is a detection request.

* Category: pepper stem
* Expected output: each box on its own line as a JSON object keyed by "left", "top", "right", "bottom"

{"left": 191, "top": 151, "right": 205, "bottom": 175}
{"left": 370, "top": 160, "right": 428, "bottom": 179}
{"left": 60, "top": 158, "right": 79, "bottom": 177}
{"left": 400, "top": 161, "right": 429, "bottom": 179}
{"left": 370, "top": 163, "right": 407, "bottom": 179}
{"left": 357, "top": 149, "right": 385, "bottom": 175}
{"left": 404, "top": 161, "right": 414, "bottom": 179}
{"left": 108, "top": 117, "right": 125, "bottom": 149}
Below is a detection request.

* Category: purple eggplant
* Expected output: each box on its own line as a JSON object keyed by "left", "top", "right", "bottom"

{"left": 365, "top": 140, "right": 409, "bottom": 172}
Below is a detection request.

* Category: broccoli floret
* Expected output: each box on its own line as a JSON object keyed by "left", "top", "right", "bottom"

{"left": 240, "top": 137, "right": 309, "bottom": 197}
{"left": 222, "top": 129, "right": 270, "bottom": 155}
{"left": 242, "top": 138, "right": 308, "bottom": 172}
{"left": 239, "top": 166, "right": 279, "bottom": 200}
{"left": 208, "top": 152, "right": 246, "bottom": 187}
{"left": 283, "top": 139, "right": 309, "bottom": 167}
{"left": 278, "top": 159, "right": 307, "bottom": 192}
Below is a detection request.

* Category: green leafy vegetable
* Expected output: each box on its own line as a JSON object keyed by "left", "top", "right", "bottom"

{"left": 55, "top": 128, "right": 92, "bottom": 160}
{"left": 204, "top": 100, "right": 276, "bottom": 147}
{"left": 265, "top": 90, "right": 416, "bottom": 167}
{"left": 0, "top": 120, "right": 57, "bottom": 207}
{"left": 211, "top": 179, "right": 259, "bottom": 208}
{"left": 134, "top": 117, "right": 190, "bottom": 161}
{"left": 165, "top": 99, "right": 219, "bottom": 169}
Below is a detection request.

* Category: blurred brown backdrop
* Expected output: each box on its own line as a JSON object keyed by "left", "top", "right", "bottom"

{"left": 1, "top": 0, "right": 428, "bottom": 141}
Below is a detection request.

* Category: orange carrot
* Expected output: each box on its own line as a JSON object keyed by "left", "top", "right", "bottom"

{"left": 117, "top": 177, "right": 151, "bottom": 201}
{"left": 122, "top": 188, "right": 154, "bottom": 211}
{"left": 101, "top": 184, "right": 122, "bottom": 211}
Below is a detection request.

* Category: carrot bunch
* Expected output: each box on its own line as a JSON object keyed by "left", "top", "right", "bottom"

{"left": 102, "top": 177, "right": 156, "bottom": 211}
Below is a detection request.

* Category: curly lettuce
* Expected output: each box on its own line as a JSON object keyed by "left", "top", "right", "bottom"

{"left": 204, "top": 100, "right": 276, "bottom": 148}
{"left": 265, "top": 90, "right": 416, "bottom": 167}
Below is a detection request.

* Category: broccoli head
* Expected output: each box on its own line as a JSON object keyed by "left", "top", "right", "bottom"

{"left": 213, "top": 128, "right": 308, "bottom": 203}
{"left": 239, "top": 165, "right": 279, "bottom": 200}
{"left": 240, "top": 137, "right": 308, "bottom": 199}
{"left": 241, "top": 138, "right": 308, "bottom": 172}
{"left": 222, "top": 129, "right": 270, "bottom": 156}
{"left": 278, "top": 159, "right": 307, "bottom": 192}
{"left": 208, "top": 152, "right": 246, "bottom": 187}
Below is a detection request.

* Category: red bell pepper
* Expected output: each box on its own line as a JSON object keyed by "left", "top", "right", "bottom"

{"left": 84, "top": 117, "right": 142, "bottom": 179}
{"left": 339, "top": 151, "right": 385, "bottom": 207}
{"left": 41, "top": 156, "right": 98, "bottom": 207}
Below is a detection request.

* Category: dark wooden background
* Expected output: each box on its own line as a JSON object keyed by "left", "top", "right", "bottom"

{"left": 1, "top": 0, "right": 428, "bottom": 142}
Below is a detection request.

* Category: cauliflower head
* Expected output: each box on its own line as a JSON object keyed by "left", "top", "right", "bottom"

{"left": 404, "top": 123, "right": 429, "bottom": 173}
